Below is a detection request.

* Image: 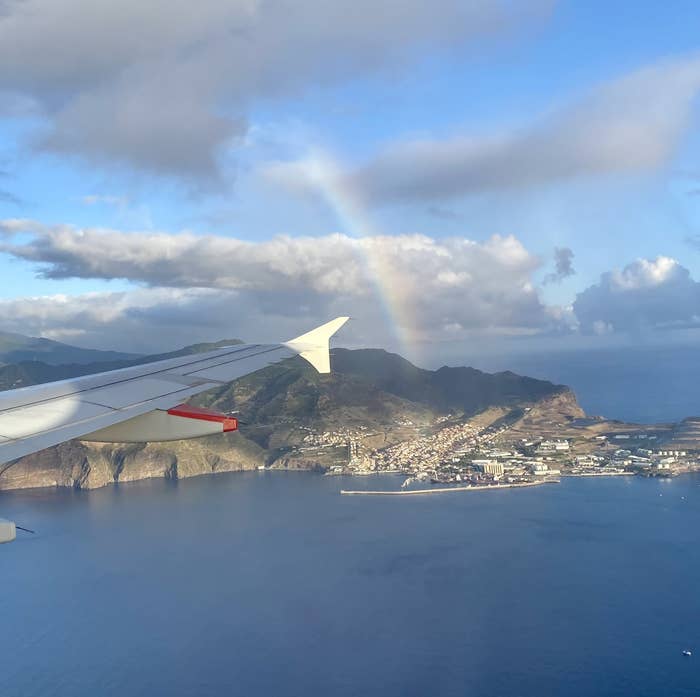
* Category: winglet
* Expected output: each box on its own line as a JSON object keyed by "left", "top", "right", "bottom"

{"left": 284, "top": 317, "right": 350, "bottom": 374}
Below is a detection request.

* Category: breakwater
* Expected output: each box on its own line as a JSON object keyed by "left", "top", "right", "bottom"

{"left": 340, "top": 480, "right": 558, "bottom": 495}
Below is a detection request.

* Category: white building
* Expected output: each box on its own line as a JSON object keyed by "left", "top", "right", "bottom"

{"left": 473, "top": 460, "right": 504, "bottom": 476}
{"left": 483, "top": 461, "right": 504, "bottom": 476}
{"left": 537, "top": 439, "right": 570, "bottom": 453}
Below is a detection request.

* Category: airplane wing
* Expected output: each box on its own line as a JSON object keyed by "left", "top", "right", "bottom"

{"left": 0, "top": 316, "right": 349, "bottom": 468}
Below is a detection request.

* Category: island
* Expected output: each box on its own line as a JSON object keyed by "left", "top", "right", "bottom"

{"left": 0, "top": 339, "right": 698, "bottom": 492}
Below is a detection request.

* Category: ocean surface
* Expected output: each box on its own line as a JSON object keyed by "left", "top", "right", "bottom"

{"left": 470, "top": 344, "right": 700, "bottom": 424}
{"left": 2, "top": 472, "right": 700, "bottom": 697}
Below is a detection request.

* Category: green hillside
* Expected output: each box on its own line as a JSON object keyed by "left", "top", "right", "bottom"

{"left": 331, "top": 348, "right": 566, "bottom": 414}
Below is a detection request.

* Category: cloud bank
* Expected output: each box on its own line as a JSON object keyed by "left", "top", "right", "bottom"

{"left": 3, "top": 219, "right": 699, "bottom": 354}
{"left": 0, "top": 218, "right": 560, "bottom": 350}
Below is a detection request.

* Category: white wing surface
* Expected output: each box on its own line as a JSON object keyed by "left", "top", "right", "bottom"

{"left": 0, "top": 317, "right": 349, "bottom": 466}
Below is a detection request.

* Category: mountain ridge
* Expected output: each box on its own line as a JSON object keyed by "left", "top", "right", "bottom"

{"left": 0, "top": 330, "right": 140, "bottom": 366}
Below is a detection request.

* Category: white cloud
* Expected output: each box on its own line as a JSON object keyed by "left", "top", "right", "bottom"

{"left": 607, "top": 256, "right": 679, "bottom": 290}
{"left": 0, "top": 218, "right": 562, "bottom": 351}
{"left": 0, "top": 0, "right": 550, "bottom": 183}
{"left": 574, "top": 256, "right": 700, "bottom": 334}
{"left": 0, "top": 288, "right": 237, "bottom": 352}
{"left": 269, "top": 55, "right": 700, "bottom": 204}
{"left": 7, "top": 221, "right": 698, "bottom": 354}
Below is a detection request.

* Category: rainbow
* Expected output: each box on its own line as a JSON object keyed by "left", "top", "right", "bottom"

{"left": 297, "top": 153, "right": 418, "bottom": 354}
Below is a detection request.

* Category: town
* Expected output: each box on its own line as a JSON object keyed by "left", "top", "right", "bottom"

{"left": 294, "top": 408, "right": 700, "bottom": 490}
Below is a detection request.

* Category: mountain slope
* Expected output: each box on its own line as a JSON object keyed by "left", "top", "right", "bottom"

{"left": 0, "top": 330, "right": 139, "bottom": 366}
{"left": 331, "top": 348, "right": 566, "bottom": 414}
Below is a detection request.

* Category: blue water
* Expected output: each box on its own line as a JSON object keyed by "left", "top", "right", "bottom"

{"left": 470, "top": 344, "right": 700, "bottom": 424}
{"left": 2, "top": 472, "right": 700, "bottom": 697}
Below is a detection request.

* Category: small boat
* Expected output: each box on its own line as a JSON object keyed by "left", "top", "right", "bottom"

{"left": 682, "top": 650, "right": 692, "bottom": 657}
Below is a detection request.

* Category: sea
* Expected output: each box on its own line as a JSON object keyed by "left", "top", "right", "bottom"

{"left": 470, "top": 344, "right": 700, "bottom": 425}
{"left": 2, "top": 471, "right": 700, "bottom": 697}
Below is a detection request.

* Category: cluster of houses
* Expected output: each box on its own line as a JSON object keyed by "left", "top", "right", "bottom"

{"left": 304, "top": 414, "right": 700, "bottom": 481}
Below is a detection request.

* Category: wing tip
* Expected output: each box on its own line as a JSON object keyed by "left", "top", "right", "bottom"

{"left": 284, "top": 317, "right": 350, "bottom": 373}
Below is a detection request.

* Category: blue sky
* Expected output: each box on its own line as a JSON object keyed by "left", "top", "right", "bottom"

{"left": 0, "top": 0, "right": 700, "bottom": 375}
